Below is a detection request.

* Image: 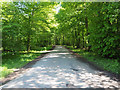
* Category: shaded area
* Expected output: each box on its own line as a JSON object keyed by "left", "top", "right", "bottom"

{"left": 65, "top": 46, "right": 120, "bottom": 82}
{"left": 1, "top": 46, "right": 55, "bottom": 85}
{"left": 1, "top": 46, "right": 119, "bottom": 88}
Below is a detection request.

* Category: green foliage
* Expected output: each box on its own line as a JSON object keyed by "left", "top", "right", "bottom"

{"left": 1, "top": 52, "right": 41, "bottom": 79}
{"left": 2, "top": 2, "right": 120, "bottom": 57}
{"left": 87, "top": 2, "right": 120, "bottom": 58}
{"left": 0, "top": 67, "right": 13, "bottom": 79}
{"left": 66, "top": 46, "right": 120, "bottom": 74}
{"left": 2, "top": 2, "right": 56, "bottom": 52}
{"left": 55, "top": 2, "right": 120, "bottom": 59}
{"left": 1, "top": 46, "right": 52, "bottom": 79}
{"left": 1, "top": 2, "right": 120, "bottom": 78}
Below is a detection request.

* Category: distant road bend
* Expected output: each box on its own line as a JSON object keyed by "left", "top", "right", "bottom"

{"left": 1, "top": 46, "right": 119, "bottom": 88}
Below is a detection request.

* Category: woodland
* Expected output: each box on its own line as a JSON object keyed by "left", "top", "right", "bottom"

{"left": 1, "top": 2, "right": 120, "bottom": 78}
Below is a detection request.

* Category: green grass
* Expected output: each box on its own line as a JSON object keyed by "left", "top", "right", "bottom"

{"left": 65, "top": 45, "right": 120, "bottom": 74}
{"left": 1, "top": 46, "right": 52, "bottom": 79}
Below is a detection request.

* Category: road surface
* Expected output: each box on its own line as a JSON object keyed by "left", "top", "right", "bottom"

{"left": 1, "top": 46, "right": 119, "bottom": 88}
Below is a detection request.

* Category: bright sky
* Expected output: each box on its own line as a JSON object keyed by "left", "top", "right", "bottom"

{"left": 55, "top": 2, "right": 61, "bottom": 14}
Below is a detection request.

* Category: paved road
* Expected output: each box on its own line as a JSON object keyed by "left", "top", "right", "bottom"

{"left": 1, "top": 46, "right": 119, "bottom": 88}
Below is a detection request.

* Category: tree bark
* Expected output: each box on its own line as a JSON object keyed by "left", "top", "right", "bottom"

{"left": 27, "top": 34, "right": 30, "bottom": 52}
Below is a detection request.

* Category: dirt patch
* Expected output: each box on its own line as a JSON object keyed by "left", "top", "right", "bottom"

{"left": 0, "top": 46, "right": 55, "bottom": 86}
{"left": 65, "top": 46, "right": 120, "bottom": 82}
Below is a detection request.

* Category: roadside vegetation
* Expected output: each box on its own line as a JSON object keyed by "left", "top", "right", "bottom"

{"left": 1, "top": 46, "right": 52, "bottom": 79}
{"left": 65, "top": 46, "right": 120, "bottom": 74}
{"left": 1, "top": 2, "right": 56, "bottom": 80}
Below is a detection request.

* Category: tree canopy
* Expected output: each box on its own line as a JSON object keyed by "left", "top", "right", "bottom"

{"left": 1, "top": 2, "right": 120, "bottom": 59}
{"left": 55, "top": 2, "right": 120, "bottom": 58}
{"left": 2, "top": 2, "right": 57, "bottom": 52}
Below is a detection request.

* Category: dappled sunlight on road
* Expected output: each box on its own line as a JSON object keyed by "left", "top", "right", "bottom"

{"left": 39, "top": 51, "right": 51, "bottom": 53}
{"left": 2, "top": 46, "right": 119, "bottom": 88}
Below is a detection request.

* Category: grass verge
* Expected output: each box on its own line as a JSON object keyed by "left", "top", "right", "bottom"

{"left": 1, "top": 46, "right": 53, "bottom": 80}
{"left": 65, "top": 45, "right": 120, "bottom": 74}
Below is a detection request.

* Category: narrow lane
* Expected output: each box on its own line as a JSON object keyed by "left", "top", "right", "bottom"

{"left": 2, "top": 46, "right": 119, "bottom": 88}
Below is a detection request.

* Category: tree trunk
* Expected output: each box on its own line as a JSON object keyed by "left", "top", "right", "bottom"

{"left": 27, "top": 34, "right": 30, "bottom": 52}
{"left": 85, "top": 17, "right": 90, "bottom": 51}
{"left": 82, "top": 31, "right": 84, "bottom": 49}
{"left": 27, "top": 15, "right": 31, "bottom": 52}
{"left": 76, "top": 32, "right": 80, "bottom": 48}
